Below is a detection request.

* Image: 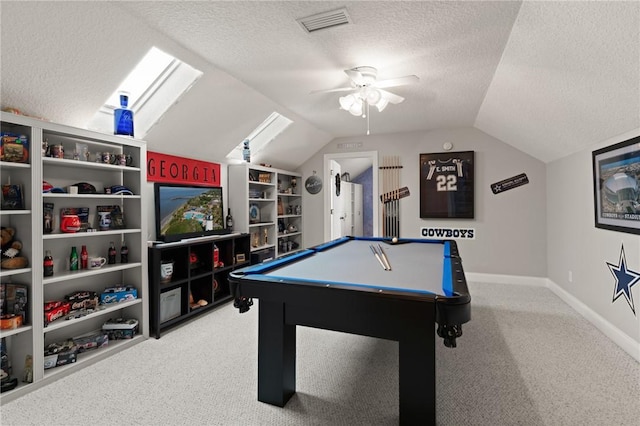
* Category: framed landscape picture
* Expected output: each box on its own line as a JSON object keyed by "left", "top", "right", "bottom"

{"left": 592, "top": 135, "right": 640, "bottom": 235}
{"left": 420, "top": 151, "right": 475, "bottom": 219}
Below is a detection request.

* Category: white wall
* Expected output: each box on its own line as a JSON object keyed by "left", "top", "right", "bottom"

{"left": 547, "top": 128, "right": 640, "bottom": 357}
{"left": 299, "top": 127, "right": 547, "bottom": 277}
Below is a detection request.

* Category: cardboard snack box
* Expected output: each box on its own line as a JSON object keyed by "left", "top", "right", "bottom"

{"left": 100, "top": 286, "right": 137, "bottom": 304}
{"left": 73, "top": 331, "right": 108, "bottom": 353}
{"left": 0, "top": 314, "right": 22, "bottom": 330}
{"left": 102, "top": 318, "right": 139, "bottom": 340}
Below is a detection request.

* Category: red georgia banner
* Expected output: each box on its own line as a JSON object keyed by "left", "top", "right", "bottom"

{"left": 147, "top": 151, "right": 221, "bottom": 186}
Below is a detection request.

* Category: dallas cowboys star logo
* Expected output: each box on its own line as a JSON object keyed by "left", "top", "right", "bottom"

{"left": 606, "top": 244, "right": 640, "bottom": 316}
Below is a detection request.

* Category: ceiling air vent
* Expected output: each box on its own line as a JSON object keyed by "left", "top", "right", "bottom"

{"left": 297, "top": 8, "right": 352, "bottom": 33}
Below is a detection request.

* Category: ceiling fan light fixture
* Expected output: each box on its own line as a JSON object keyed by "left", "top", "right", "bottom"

{"left": 316, "top": 65, "right": 419, "bottom": 131}
{"left": 365, "top": 87, "right": 381, "bottom": 105}
{"left": 339, "top": 94, "right": 356, "bottom": 110}
{"left": 349, "top": 99, "right": 363, "bottom": 116}
{"left": 375, "top": 98, "right": 389, "bottom": 112}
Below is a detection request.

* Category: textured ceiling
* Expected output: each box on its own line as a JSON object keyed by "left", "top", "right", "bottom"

{"left": 1, "top": 1, "right": 639, "bottom": 167}
{"left": 118, "top": 0, "right": 640, "bottom": 163}
{"left": 476, "top": 1, "right": 640, "bottom": 162}
{"left": 118, "top": 1, "right": 519, "bottom": 141}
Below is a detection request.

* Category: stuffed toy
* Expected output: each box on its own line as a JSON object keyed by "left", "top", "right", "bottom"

{"left": 1, "top": 227, "right": 28, "bottom": 269}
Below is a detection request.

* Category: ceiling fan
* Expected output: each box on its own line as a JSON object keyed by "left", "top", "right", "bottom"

{"left": 311, "top": 66, "right": 419, "bottom": 116}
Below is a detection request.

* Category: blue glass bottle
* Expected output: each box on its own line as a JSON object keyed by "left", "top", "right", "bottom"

{"left": 114, "top": 93, "right": 134, "bottom": 137}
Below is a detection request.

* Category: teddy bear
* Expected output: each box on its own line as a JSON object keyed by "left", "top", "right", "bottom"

{"left": 1, "top": 227, "right": 28, "bottom": 269}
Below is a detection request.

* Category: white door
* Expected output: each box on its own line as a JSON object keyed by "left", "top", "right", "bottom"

{"left": 353, "top": 183, "right": 364, "bottom": 236}
{"left": 330, "top": 160, "right": 343, "bottom": 240}
{"left": 341, "top": 182, "right": 353, "bottom": 236}
{"left": 324, "top": 151, "right": 379, "bottom": 242}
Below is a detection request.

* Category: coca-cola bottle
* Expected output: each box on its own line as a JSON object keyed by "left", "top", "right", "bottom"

{"left": 80, "top": 245, "right": 88, "bottom": 269}
{"left": 44, "top": 250, "right": 54, "bottom": 277}
{"left": 108, "top": 241, "right": 117, "bottom": 264}
{"left": 120, "top": 240, "right": 128, "bottom": 263}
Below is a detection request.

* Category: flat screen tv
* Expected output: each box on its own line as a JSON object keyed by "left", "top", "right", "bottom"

{"left": 154, "top": 182, "right": 228, "bottom": 242}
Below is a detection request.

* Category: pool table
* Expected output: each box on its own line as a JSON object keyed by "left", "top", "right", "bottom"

{"left": 229, "top": 236, "right": 471, "bottom": 425}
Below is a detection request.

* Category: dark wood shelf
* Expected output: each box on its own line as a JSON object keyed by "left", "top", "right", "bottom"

{"left": 148, "top": 233, "right": 250, "bottom": 338}
{"left": 159, "top": 278, "right": 189, "bottom": 291}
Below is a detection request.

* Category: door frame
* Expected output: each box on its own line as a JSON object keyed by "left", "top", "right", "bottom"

{"left": 324, "top": 151, "right": 379, "bottom": 242}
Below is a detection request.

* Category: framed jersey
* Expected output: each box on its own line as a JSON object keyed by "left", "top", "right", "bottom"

{"left": 420, "top": 151, "right": 474, "bottom": 219}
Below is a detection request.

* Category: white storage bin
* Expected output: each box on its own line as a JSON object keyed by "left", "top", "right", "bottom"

{"left": 160, "top": 287, "right": 181, "bottom": 323}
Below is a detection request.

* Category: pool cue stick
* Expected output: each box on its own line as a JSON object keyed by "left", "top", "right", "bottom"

{"left": 390, "top": 156, "right": 396, "bottom": 238}
{"left": 391, "top": 156, "right": 395, "bottom": 238}
{"left": 391, "top": 156, "right": 395, "bottom": 237}
{"left": 395, "top": 155, "right": 400, "bottom": 237}
{"left": 380, "top": 157, "right": 385, "bottom": 237}
{"left": 377, "top": 244, "right": 392, "bottom": 270}
{"left": 383, "top": 156, "right": 389, "bottom": 237}
{"left": 398, "top": 157, "right": 400, "bottom": 236}
{"left": 385, "top": 157, "right": 393, "bottom": 237}
{"left": 385, "top": 156, "right": 390, "bottom": 238}
{"left": 380, "top": 157, "right": 384, "bottom": 237}
{"left": 370, "top": 244, "right": 387, "bottom": 270}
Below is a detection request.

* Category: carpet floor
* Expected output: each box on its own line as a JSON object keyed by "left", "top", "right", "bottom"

{"left": 1, "top": 281, "right": 638, "bottom": 425}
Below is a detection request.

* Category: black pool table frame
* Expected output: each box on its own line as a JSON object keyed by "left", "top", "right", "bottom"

{"left": 230, "top": 237, "right": 471, "bottom": 425}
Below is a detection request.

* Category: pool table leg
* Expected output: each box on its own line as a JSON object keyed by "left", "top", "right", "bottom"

{"left": 399, "top": 327, "right": 436, "bottom": 425}
{"left": 257, "top": 300, "right": 296, "bottom": 406}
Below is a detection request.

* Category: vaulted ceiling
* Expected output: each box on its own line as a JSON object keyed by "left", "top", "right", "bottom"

{"left": 1, "top": 1, "right": 639, "bottom": 169}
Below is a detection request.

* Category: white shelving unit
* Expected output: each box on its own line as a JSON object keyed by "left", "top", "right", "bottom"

{"left": 0, "top": 112, "right": 148, "bottom": 403}
{"left": 275, "top": 171, "right": 303, "bottom": 258}
{"left": 228, "top": 164, "right": 303, "bottom": 261}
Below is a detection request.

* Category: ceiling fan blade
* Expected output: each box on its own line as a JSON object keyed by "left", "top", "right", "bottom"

{"left": 375, "top": 75, "right": 419, "bottom": 89}
{"left": 378, "top": 89, "right": 405, "bottom": 104}
{"left": 309, "top": 86, "right": 354, "bottom": 95}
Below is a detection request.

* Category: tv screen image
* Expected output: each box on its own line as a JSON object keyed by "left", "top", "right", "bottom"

{"left": 154, "top": 183, "right": 226, "bottom": 242}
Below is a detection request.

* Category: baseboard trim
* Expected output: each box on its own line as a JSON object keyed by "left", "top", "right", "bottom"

{"left": 545, "top": 278, "right": 640, "bottom": 363}
{"left": 465, "top": 272, "right": 547, "bottom": 287}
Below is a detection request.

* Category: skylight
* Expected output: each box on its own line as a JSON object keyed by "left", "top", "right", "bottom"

{"left": 89, "top": 47, "right": 202, "bottom": 138}
{"left": 104, "top": 47, "right": 175, "bottom": 110}
{"left": 227, "top": 112, "right": 293, "bottom": 162}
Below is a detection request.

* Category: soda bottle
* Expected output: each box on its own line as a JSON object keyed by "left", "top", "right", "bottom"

{"left": 80, "top": 245, "right": 88, "bottom": 269}
{"left": 213, "top": 244, "right": 220, "bottom": 268}
{"left": 120, "top": 240, "right": 129, "bottom": 263}
{"left": 225, "top": 208, "right": 233, "bottom": 231}
{"left": 108, "top": 241, "right": 117, "bottom": 264}
{"left": 69, "top": 246, "right": 79, "bottom": 271}
{"left": 44, "top": 250, "right": 54, "bottom": 277}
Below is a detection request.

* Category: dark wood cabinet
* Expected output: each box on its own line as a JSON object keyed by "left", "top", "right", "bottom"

{"left": 148, "top": 233, "right": 250, "bottom": 338}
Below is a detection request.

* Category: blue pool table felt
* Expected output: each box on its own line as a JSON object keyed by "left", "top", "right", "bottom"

{"left": 250, "top": 238, "right": 451, "bottom": 296}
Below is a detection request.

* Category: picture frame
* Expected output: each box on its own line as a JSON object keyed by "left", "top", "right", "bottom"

{"left": 1, "top": 184, "right": 24, "bottom": 210}
{"left": 97, "top": 205, "right": 126, "bottom": 230}
{"left": 249, "top": 203, "right": 260, "bottom": 224}
{"left": 592, "top": 135, "right": 640, "bottom": 235}
{"left": 419, "top": 151, "right": 475, "bottom": 219}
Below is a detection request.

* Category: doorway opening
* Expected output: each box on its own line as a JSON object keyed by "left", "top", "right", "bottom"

{"left": 324, "top": 151, "right": 379, "bottom": 242}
